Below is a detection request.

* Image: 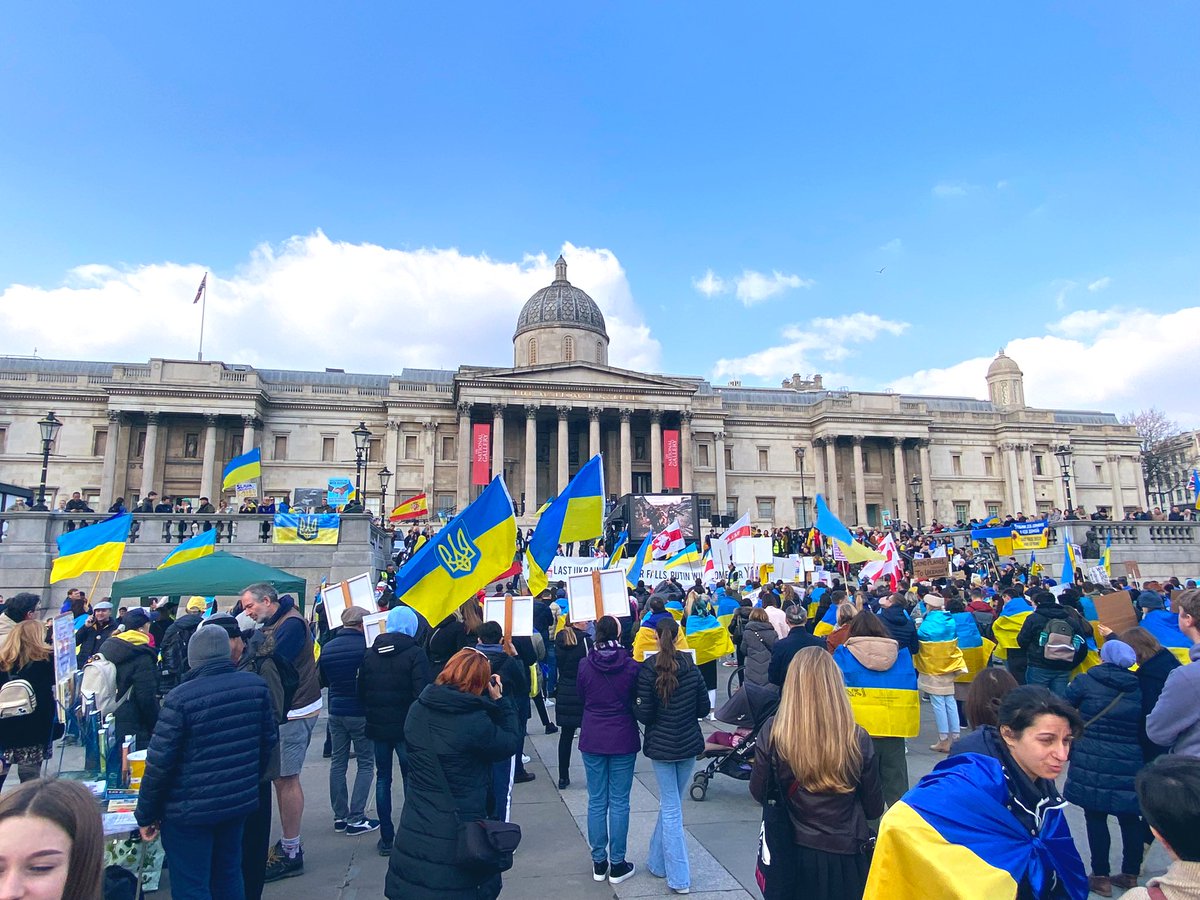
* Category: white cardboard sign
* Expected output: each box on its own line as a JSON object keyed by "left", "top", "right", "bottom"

{"left": 483, "top": 596, "right": 535, "bottom": 637}
{"left": 566, "top": 569, "right": 629, "bottom": 622}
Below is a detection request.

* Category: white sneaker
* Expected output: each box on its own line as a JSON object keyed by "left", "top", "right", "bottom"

{"left": 521, "top": 754, "right": 531, "bottom": 764}
{"left": 545, "top": 699, "right": 555, "bottom": 706}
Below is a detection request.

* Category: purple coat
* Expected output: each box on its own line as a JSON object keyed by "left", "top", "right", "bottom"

{"left": 577, "top": 644, "right": 641, "bottom": 756}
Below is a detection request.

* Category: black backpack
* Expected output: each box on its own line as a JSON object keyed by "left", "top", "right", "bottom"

{"left": 158, "top": 619, "right": 200, "bottom": 685}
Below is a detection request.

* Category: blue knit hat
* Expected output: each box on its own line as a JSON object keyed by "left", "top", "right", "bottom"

{"left": 1100, "top": 639, "right": 1136, "bottom": 669}
{"left": 386, "top": 606, "right": 418, "bottom": 637}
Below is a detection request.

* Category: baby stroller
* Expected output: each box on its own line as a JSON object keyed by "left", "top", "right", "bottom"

{"left": 690, "top": 680, "right": 780, "bottom": 801}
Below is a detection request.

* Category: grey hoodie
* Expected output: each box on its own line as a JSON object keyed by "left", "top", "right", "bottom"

{"left": 1145, "top": 643, "right": 1200, "bottom": 759}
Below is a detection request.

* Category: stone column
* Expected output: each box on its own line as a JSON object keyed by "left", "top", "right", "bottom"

{"left": 1020, "top": 444, "right": 1037, "bottom": 513}
{"left": 139, "top": 413, "right": 160, "bottom": 499}
{"left": 715, "top": 430, "right": 728, "bottom": 515}
{"left": 918, "top": 439, "right": 934, "bottom": 523}
{"left": 588, "top": 407, "right": 601, "bottom": 461}
{"left": 200, "top": 414, "right": 218, "bottom": 501}
{"left": 824, "top": 437, "right": 840, "bottom": 514}
{"left": 1003, "top": 443, "right": 1022, "bottom": 515}
{"left": 650, "top": 412, "right": 663, "bottom": 493}
{"left": 100, "top": 410, "right": 123, "bottom": 508}
{"left": 524, "top": 405, "right": 538, "bottom": 514}
{"left": 1135, "top": 464, "right": 1149, "bottom": 509}
{"left": 491, "top": 404, "right": 506, "bottom": 481}
{"left": 1108, "top": 454, "right": 1124, "bottom": 517}
{"left": 423, "top": 422, "right": 437, "bottom": 496}
{"left": 851, "top": 435, "right": 868, "bottom": 526}
{"left": 456, "top": 402, "right": 471, "bottom": 511}
{"left": 557, "top": 406, "right": 571, "bottom": 492}
{"left": 619, "top": 409, "right": 633, "bottom": 495}
{"left": 812, "top": 437, "right": 827, "bottom": 505}
{"left": 680, "top": 411, "right": 693, "bottom": 493}
{"left": 240, "top": 414, "right": 258, "bottom": 455}
{"left": 892, "top": 438, "right": 910, "bottom": 524}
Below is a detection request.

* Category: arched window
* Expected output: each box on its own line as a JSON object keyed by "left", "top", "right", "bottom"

{"left": 596, "top": 340, "right": 604, "bottom": 363}
{"left": 564, "top": 335, "right": 574, "bottom": 362}
{"left": 528, "top": 337, "right": 537, "bottom": 365}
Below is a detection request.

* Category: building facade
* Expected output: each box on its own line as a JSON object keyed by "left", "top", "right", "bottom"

{"left": 0, "top": 256, "right": 1148, "bottom": 528}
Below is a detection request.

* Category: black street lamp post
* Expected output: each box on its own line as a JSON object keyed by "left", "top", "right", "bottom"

{"left": 351, "top": 422, "right": 372, "bottom": 506}
{"left": 378, "top": 466, "right": 393, "bottom": 513}
{"left": 796, "top": 445, "right": 808, "bottom": 529}
{"left": 909, "top": 474, "right": 923, "bottom": 532}
{"left": 33, "top": 411, "right": 63, "bottom": 511}
{"left": 1055, "top": 444, "right": 1074, "bottom": 514}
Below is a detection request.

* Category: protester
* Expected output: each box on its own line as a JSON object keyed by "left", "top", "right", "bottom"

{"left": 741, "top": 608, "right": 778, "bottom": 688}
{"left": 73, "top": 600, "right": 116, "bottom": 665}
{"left": 318, "top": 606, "right": 378, "bottom": 836}
{"left": 915, "top": 594, "right": 967, "bottom": 753}
{"left": 552, "top": 619, "right": 592, "bottom": 789}
{"left": 634, "top": 617, "right": 710, "bottom": 894}
{"left": 727, "top": 593, "right": 753, "bottom": 681}
{"left": 98, "top": 607, "right": 159, "bottom": 747}
{"left": 158, "top": 596, "right": 209, "bottom": 690}
{"left": 1016, "top": 590, "right": 1089, "bottom": 697}
{"left": 1119, "top": 625, "right": 1182, "bottom": 763}
{"left": 475, "top": 620, "right": 532, "bottom": 820}
{"left": 1145, "top": 588, "right": 1200, "bottom": 758}
{"left": 752, "top": 647, "right": 883, "bottom": 900}
{"left": 240, "top": 583, "right": 321, "bottom": 882}
{"left": 762, "top": 592, "right": 789, "bottom": 640}
{"left": 962, "top": 667, "right": 1019, "bottom": 730}
{"left": 426, "top": 598, "right": 484, "bottom": 678}
{"left": 0, "top": 593, "right": 38, "bottom": 646}
{"left": 358, "top": 605, "right": 431, "bottom": 856}
{"left": 877, "top": 592, "right": 919, "bottom": 655}
{"left": 136, "top": 625, "right": 277, "bottom": 899}
{"left": 576, "top": 615, "right": 640, "bottom": 885}
{"left": 825, "top": 602, "right": 858, "bottom": 650}
{"left": 0, "top": 620, "right": 58, "bottom": 789}
{"left": 768, "top": 607, "right": 827, "bottom": 687}
{"left": 0, "top": 778, "right": 104, "bottom": 900}
{"left": 384, "top": 648, "right": 520, "bottom": 900}
{"left": 1121, "top": 757, "right": 1200, "bottom": 900}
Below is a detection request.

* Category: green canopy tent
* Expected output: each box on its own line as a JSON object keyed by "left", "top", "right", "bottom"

{"left": 109, "top": 552, "right": 307, "bottom": 608}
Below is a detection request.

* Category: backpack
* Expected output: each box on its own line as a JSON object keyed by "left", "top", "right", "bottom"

{"left": 0, "top": 679, "right": 36, "bottom": 718}
{"left": 1038, "top": 617, "right": 1083, "bottom": 664}
{"left": 81, "top": 655, "right": 130, "bottom": 718}
{"left": 159, "top": 619, "right": 200, "bottom": 683}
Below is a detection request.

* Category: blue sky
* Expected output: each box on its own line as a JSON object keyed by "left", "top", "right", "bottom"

{"left": 2, "top": 3, "right": 1198, "bottom": 423}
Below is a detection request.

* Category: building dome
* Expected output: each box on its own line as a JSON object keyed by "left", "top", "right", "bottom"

{"left": 514, "top": 256, "right": 608, "bottom": 341}
{"left": 987, "top": 349, "right": 1023, "bottom": 377}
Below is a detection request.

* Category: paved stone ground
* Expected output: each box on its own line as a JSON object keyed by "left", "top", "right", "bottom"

{"left": 50, "top": 666, "right": 1172, "bottom": 898}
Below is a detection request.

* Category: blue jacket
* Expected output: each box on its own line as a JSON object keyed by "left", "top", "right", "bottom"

{"left": 1064, "top": 663, "right": 1144, "bottom": 815}
{"left": 879, "top": 604, "right": 919, "bottom": 655}
{"left": 318, "top": 628, "right": 367, "bottom": 717}
{"left": 917, "top": 609, "right": 958, "bottom": 643}
{"left": 135, "top": 660, "right": 277, "bottom": 828}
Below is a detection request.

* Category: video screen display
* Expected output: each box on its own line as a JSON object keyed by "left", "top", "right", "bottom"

{"left": 629, "top": 494, "right": 698, "bottom": 543}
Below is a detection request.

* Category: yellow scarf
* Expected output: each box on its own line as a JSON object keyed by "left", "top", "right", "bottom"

{"left": 116, "top": 629, "right": 150, "bottom": 647}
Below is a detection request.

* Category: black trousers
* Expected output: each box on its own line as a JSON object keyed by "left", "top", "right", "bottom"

{"left": 558, "top": 725, "right": 578, "bottom": 780}
{"left": 1083, "top": 809, "right": 1145, "bottom": 877}
{"left": 241, "top": 779, "right": 273, "bottom": 900}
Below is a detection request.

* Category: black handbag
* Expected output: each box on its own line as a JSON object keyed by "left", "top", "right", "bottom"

{"left": 754, "top": 745, "right": 796, "bottom": 898}
{"left": 429, "top": 750, "right": 522, "bottom": 872}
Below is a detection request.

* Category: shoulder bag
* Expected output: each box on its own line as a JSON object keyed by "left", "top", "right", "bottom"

{"left": 428, "top": 750, "right": 522, "bottom": 872}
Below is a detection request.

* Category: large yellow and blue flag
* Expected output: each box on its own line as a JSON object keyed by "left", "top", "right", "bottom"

{"left": 814, "top": 494, "right": 884, "bottom": 564}
{"left": 222, "top": 448, "right": 262, "bottom": 490}
{"left": 395, "top": 475, "right": 517, "bottom": 627}
{"left": 1101, "top": 532, "right": 1112, "bottom": 577}
{"left": 525, "top": 455, "right": 604, "bottom": 596}
{"left": 274, "top": 513, "right": 340, "bottom": 544}
{"left": 1192, "top": 468, "right": 1200, "bottom": 510}
{"left": 951, "top": 612, "right": 996, "bottom": 684}
{"left": 914, "top": 614, "right": 967, "bottom": 678}
{"left": 864, "top": 754, "right": 1088, "bottom": 900}
{"left": 625, "top": 531, "right": 655, "bottom": 589}
{"left": 684, "top": 612, "right": 734, "bottom": 665}
{"left": 715, "top": 586, "right": 740, "bottom": 630}
{"left": 608, "top": 529, "right": 629, "bottom": 566}
{"left": 158, "top": 528, "right": 217, "bottom": 568}
{"left": 992, "top": 596, "right": 1034, "bottom": 660}
{"left": 50, "top": 514, "right": 133, "bottom": 583}
{"left": 632, "top": 612, "right": 692, "bottom": 662}
{"left": 663, "top": 543, "right": 700, "bottom": 571}
{"left": 1061, "top": 540, "right": 1076, "bottom": 586}
{"left": 813, "top": 602, "right": 840, "bottom": 637}
{"left": 1142, "top": 608, "right": 1193, "bottom": 665}
{"left": 833, "top": 644, "right": 920, "bottom": 738}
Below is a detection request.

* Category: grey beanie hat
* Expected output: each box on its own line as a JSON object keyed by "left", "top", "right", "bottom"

{"left": 188, "top": 624, "right": 231, "bottom": 668}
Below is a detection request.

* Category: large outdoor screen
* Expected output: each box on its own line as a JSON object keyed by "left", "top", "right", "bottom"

{"left": 628, "top": 494, "right": 699, "bottom": 543}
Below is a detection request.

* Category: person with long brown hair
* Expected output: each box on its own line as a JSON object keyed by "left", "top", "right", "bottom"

{"left": 963, "top": 667, "right": 1020, "bottom": 730}
{"left": 635, "top": 617, "right": 710, "bottom": 894}
{"left": 0, "top": 619, "right": 58, "bottom": 789}
{"left": 751, "top": 646, "right": 883, "bottom": 900}
{"left": 385, "top": 647, "right": 521, "bottom": 900}
{"left": 0, "top": 778, "right": 104, "bottom": 900}
{"left": 426, "top": 597, "right": 484, "bottom": 678}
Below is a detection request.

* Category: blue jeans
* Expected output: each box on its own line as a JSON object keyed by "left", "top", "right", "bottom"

{"left": 375, "top": 738, "right": 410, "bottom": 844}
{"left": 929, "top": 694, "right": 960, "bottom": 737}
{"left": 160, "top": 818, "right": 246, "bottom": 900}
{"left": 328, "top": 714, "right": 374, "bottom": 821}
{"left": 648, "top": 758, "right": 694, "bottom": 891}
{"left": 1026, "top": 665, "right": 1071, "bottom": 698}
{"left": 582, "top": 752, "right": 636, "bottom": 865}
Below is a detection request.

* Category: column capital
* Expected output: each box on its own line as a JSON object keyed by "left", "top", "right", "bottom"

{"left": 1014, "top": 441, "right": 1030, "bottom": 451}
{"left": 851, "top": 434, "right": 866, "bottom": 446}
{"left": 619, "top": 408, "right": 633, "bottom": 423}
{"left": 146, "top": 412, "right": 161, "bottom": 425}
{"left": 588, "top": 406, "right": 602, "bottom": 422}
{"left": 883, "top": 436, "right": 902, "bottom": 449}
{"left": 491, "top": 403, "right": 507, "bottom": 418}
{"left": 915, "top": 438, "right": 931, "bottom": 450}
{"left": 203, "top": 413, "right": 219, "bottom": 427}
{"left": 457, "top": 401, "right": 472, "bottom": 417}
{"left": 107, "top": 410, "right": 124, "bottom": 424}
{"left": 1000, "top": 441, "right": 1018, "bottom": 452}
{"left": 524, "top": 404, "right": 539, "bottom": 419}
{"left": 649, "top": 410, "right": 662, "bottom": 425}
{"left": 423, "top": 420, "right": 438, "bottom": 432}
{"left": 1106, "top": 453, "right": 1122, "bottom": 463}
{"left": 680, "top": 410, "right": 693, "bottom": 425}
{"left": 556, "top": 405, "right": 571, "bottom": 421}
{"left": 715, "top": 430, "right": 726, "bottom": 443}
{"left": 812, "top": 435, "right": 827, "bottom": 448}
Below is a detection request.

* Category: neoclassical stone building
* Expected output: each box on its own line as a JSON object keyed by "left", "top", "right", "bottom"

{"left": 0, "top": 256, "right": 1147, "bottom": 528}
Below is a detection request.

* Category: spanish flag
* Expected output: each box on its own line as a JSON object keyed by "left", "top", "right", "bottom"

{"left": 50, "top": 514, "right": 133, "bottom": 583}
{"left": 1142, "top": 609, "right": 1193, "bottom": 665}
{"left": 951, "top": 612, "right": 995, "bottom": 684}
{"left": 525, "top": 455, "right": 604, "bottom": 596}
{"left": 158, "top": 528, "right": 217, "bottom": 569}
{"left": 395, "top": 475, "right": 517, "bottom": 628}
{"left": 991, "top": 596, "right": 1033, "bottom": 661}
{"left": 390, "top": 492, "right": 429, "bottom": 522}
{"left": 221, "top": 448, "right": 262, "bottom": 490}
{"left": 684, "top": 613, "right": 734, "bottom": 666}
{"left": 833, "top": 644, "right": 920, "bottom": 738}
{"left": 864, "top": 754, "right": 1088, "bottom": 900}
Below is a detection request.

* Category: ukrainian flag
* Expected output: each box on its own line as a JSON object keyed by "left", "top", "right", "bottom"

{"left": 813, "top": 602, "right": 839, "bottom": 637}
{"left": 1142, "top": 609, "right": 1193, "bottom": 665}
{"left": 864, "top": 754, "right": 1088, "bottom": 900}
{"left": 684, "top": 613, "right": 734, "bottom": 666}
{"left": 158, "top": 528, "right": 217, "bottom": 569}
{"left": 915, "top": 615, "right": 967, "bottom": 677}
{"left": 625, "top": 531, "right": 655, "bottom": 589}
{"left": 1192, "top": 468, "right": 1200, "bottom": 510}
{"left": 394, "top": 475, "right": 517, "bottom": 628}
{"left": 1101, "top": 532, "right": 1112, "bottom": 577}
{"left": 609, "top": 529, "right": 629, "bottom": 566}
{"left": 833, "top": 644, "right": 919, "bottom": 738}
{"left": 1061, "top": 540, "right": 1076, "bottom": 586}
{"left": 525, "top": 455, "right": 604, "bottom": 596}
{"left": 715, "top": 588, "right": 740, "bottom": 630}
{"left": 665, "top": 600, "right": 685, "bottom": 622}
{"left": 814, "top": 495, "right": 884, "bottom": 564}
{"left": 663, "top": 543, "right": 700, "bottom": 570}
{"left": 273, "top": 513, "right": 340, "bottom": 545}
{"left": 951, "top": 612, "right": 996, "bottom": 684}
{"left": 992, "top": 596, "right": 1033, "bottom": 661}
{"left": 632, "top": 615, "right": 691, "bottom": 662}
{"left": 221, "top": 447, "right": 262, "bottom": 490}
{"left": 50, "top": 514, "right": 133, "bottom": 583}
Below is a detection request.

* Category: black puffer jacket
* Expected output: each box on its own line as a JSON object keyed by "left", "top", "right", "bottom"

{"left": 552, "top": 633, "right": 592, "bottom": 729}
{"left": 635, "top": 652, "right": 709, "bottom": 760}
{"left": 741, "top": 620, "right": 777, "bottom": 686}
{"left": 358, "top": 632, "right": 431, "bottom": 742}
{"left": 317, "top": 627, "right": 367, "bottom": 717}
{"left": 1134, "top": 648, "right": 1181, "bottom": 762}
{"left": 386, "top": 684, "right": 521, "bottom": 900}
{"left": 1063, "top": 663, "right": 1144, "bottom": 815}
{"left": 99, "top": 635, "right": 159, "bottom": 745}
{"left": 0, "top": 659, "right": 56, "bottom": 751}
{"left": 134, "top": 660, "right": 277, "bottom": 828}
{"left": 878, "top": 605, "right": 919, "bottom": 655}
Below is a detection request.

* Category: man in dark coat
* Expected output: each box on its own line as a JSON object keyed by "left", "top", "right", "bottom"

{"left": 768, "top": 606, "right": 828, "bottom": 686}
{"left": 135, "top": 625, "right": 277, "bottom": 899}
{"left": 1017, "top": 590, "right": 1090, "bottom": 697}
{"left": 75, "top": 599, "right": 117, "bottom": 665}
{"left": 98, "top": 608, "right": 160, "bottom": 747}
{"left": 358, "top": 606, "right": 431, "bottom": 855}
{"left": 877, "top": 593, "right": 919, "bottom": 655}
{"left": 157, "top": 596, "right": 208, "bottom": 690}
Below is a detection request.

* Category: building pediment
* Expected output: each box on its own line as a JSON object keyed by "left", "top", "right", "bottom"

{"left": 456, "top": 362, "right": 697, "bottom": 400}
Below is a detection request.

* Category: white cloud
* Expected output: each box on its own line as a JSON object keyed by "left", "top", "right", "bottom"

{"left": 0, "top": 233, "right": 662, "bottom": 373}
{"left": 733, "top": 270, "right": 815, "bottom": 305}
{"left": 933, "top": 181, "right": 972, "bottom": 198}
{"left": 692, "top": 269, "right": 726, "bottom": 298}
{"left": 1053, "top": 278, "right": 1078, "bottom": 310}
{"left": 996, "top": 179, "right": 1010, "bottom": 190}
{"left": 889, "top": 305, "right": 1200, "bottom": 426}
{"left": 1087, "top": 276, "right": 1112, "bottom": 292}
{"left": 712, "top": 313, "right": 909, "bottom": 382}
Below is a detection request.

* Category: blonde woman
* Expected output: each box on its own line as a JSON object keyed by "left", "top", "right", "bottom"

{"left": 750, "top": 647, "right": 882, "bottom": 900}
{"left": 0, "top": 620, "right": 58, "bottom": 789}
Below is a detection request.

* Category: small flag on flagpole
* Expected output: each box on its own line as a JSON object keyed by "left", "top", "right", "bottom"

{"left": 193, "top": 273, "right": 207, "bottom": 304}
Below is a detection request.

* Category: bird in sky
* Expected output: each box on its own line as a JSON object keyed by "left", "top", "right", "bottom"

{"left": 876, "top": 266, "right": 886, "bottom": 274}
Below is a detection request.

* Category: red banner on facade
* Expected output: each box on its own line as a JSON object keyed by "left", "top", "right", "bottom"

{"left": 663, "top": 429, "right": 680, "bottom": 490}
{"left": 472, "top": 424, "right": 491, "bottom": 485}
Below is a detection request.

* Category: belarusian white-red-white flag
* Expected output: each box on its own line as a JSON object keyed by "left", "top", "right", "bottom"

{"left": 652, "top": 517, "right": 686, "bottom": 559}
{"left": 859, "top": 532, "right": 902, "bottom": 591}
{"left": 721, "top": 512, "right": 751, "bottom": 545}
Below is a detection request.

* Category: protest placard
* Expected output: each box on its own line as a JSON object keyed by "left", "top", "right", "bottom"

{"left": 913, "top": 557, "right": 951, "bottom": 581}
{"left": 1095, "top": 591, "right": 1139, "bottom": 636}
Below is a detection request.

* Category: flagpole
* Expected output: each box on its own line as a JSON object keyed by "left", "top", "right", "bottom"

{"left": 197, "top": 273, "right": 208, "bottom": 362}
